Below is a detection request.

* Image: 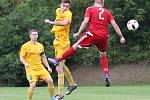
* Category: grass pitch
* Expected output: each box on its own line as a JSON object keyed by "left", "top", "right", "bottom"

{"left": 0, "top": 85, "right": 150, "bottom": 100}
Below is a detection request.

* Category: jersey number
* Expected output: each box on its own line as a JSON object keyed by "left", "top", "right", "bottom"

{"left": 99, "top": 8, "right": 104, "bottom": 20}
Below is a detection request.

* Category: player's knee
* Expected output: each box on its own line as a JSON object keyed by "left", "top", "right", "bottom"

{"left": 72, "top": 43, "right": 78, "bottom": 50}
{"left": 30, "top": 82, "right": 36, "bottom": 88}
{"left": 99, "top": 51, "right": 106, "bottom": 57}
{"left": 47, "top": 78, "right": 53, "bottom": 84}
{"left": 56, "top": 66, "right": 63, "bottom": 73}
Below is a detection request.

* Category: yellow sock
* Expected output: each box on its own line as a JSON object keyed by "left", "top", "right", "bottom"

{"left": 27, "top": 87, "right": 34, "bottom": 100}
{"left": 64, "top": 65, "right": 74, "bottom": 86}
{"left": 58, "top": 73, "right": 64, "bottom": 95}
{"left": 48, "top": 83, "right": 54, "bottom": 97}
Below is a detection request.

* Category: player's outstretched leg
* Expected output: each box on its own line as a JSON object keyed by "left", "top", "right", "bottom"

{"left": 65, "top": 83, "right": 78, "bottom": 95}
{"left": 48, "top": 47, "right": 76, "bottom": 66}
{"left": 48, "top": 58, "right": 60, "bottom": 66}
{"left": 55, "top": 94, "right": 64, "bottom": 100}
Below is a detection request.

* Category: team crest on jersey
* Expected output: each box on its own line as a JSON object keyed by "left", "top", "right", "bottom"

{"left": 28, "top": 48, "right": 32, "bottom": 53}
{"left": 39, "top": 48, "right": 42, "bottom": 51}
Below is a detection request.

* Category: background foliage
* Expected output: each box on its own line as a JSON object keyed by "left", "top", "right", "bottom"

{"left": 0, "top": 0, "right": 150, "bottom": 86}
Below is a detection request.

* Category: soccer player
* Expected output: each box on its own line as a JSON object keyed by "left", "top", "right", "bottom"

{"left": 20, "top": 29, "right": 55, "bottom": 100}
{"left": 44, "top": 0, "right": 77, "bottom": 99}
{"left": 48, "top": 0, "right": 125, "bottom": 87}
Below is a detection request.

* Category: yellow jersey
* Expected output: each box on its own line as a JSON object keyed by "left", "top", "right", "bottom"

{"left": 51, "top": 8, "right": 72, "bottom": 43}
{"left": 20, "top": 41, "right": 44, "bottom": 69}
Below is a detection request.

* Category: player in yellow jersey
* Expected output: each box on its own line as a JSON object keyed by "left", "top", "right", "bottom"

{"left": 20, "top": 29, "right": 55, "bottom": 100}
{"left": 45, "top": 0, "right": 77, "bottom": 100}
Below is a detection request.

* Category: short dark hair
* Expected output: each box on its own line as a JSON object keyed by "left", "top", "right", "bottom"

{"left": 61, "top": 0, "right": 71, "bottom": 3}
{"left": 96, "top": 0, "right": 104, "bottom": 5}
{"left": 29, "top": 29, "right": 38, "bottom": 35}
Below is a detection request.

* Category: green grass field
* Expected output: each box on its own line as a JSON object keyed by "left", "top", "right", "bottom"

{"left": 0, "top": 85, "right": 150, "bottom": 100}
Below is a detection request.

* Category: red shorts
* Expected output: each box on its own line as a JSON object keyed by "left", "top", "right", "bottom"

{"left": 77, "top": 32, "right": 108, "bottom": 52}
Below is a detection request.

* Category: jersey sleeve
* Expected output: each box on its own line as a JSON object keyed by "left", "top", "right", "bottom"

{"left": 65, "top": 11, "right": 72, "bottom": 23}
{"left": 40, "top": 44, "right": 45, "bottom": 55}
{"left": 56, "top": 8, "right": 59, "bottom": 14}
{"left": 55, "top": 8, "right": 60, "bottom": 20}
{"left": 84, "top": 7, "right": 91, "bottom": 18}
{"left": 20, "top": 44, "right": 27, "bottom": 57}
{"left": 108, "top": 11, "right": 114, "bottom": 22}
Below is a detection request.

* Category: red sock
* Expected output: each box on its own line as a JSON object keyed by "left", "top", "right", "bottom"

{"left": 58, "top": 47, "right": 75, "bottom": 61}
{"left": 100, "top": 56, "right": 109, "bottom": 78}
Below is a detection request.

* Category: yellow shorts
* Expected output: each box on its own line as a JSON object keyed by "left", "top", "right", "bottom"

{"left": 26, "top": 67, "right": 52, "bottom": 83}
{"left": 54, "top": 42, "right": 70, "bottom": 58}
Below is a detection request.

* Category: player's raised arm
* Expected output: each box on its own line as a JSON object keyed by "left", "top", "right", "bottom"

{"left": 73, "top": 17, "right": 89, "bottom": 39}
{"left": 111, "top": 20, "right": 125, "bottom": 44}
{"left": 45, "top": 18, "right": 69, "bottom": 26}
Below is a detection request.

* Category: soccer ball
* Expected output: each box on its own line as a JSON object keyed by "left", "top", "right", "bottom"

{"left": 127, "top": 19, "right": 139, "bottom": 31}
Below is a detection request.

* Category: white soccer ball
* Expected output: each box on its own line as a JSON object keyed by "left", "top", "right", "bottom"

{"left": 127, "top": 19, "right": 139, "bottom": 31}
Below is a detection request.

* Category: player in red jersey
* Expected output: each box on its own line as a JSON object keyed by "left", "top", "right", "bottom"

{"left": 48, "top": 0, "right": 125, "bottom": 87}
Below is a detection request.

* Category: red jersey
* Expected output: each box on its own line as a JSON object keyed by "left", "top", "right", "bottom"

{"left": 85, "top": 6, "right": 114, "bottom": 36}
